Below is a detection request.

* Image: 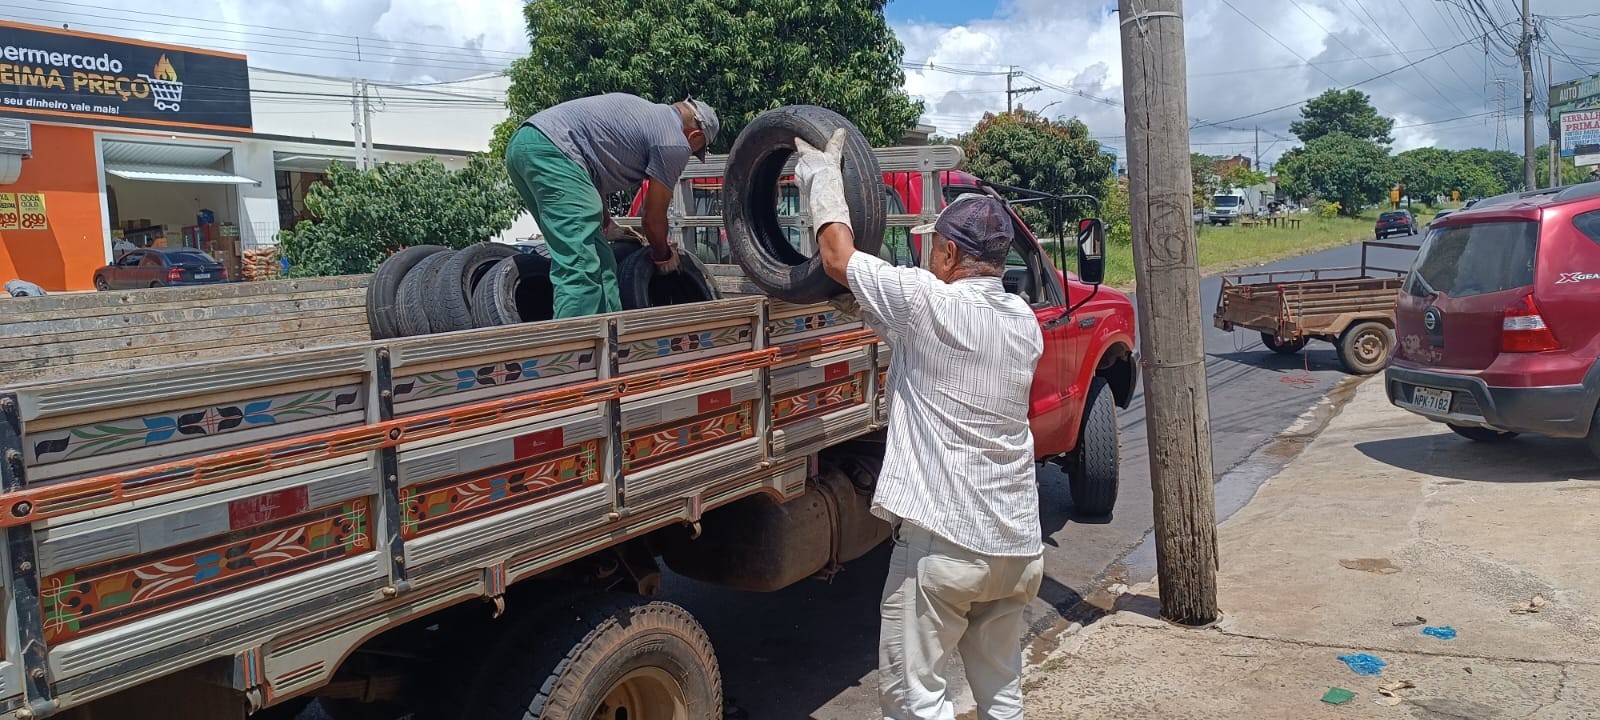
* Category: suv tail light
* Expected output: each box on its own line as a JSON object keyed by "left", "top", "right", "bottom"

{"left": 1501, "top": 294, "right": 1561, "bottom": 352}
{"left": 166, "top": 267, "right": 183, "bottom": 282}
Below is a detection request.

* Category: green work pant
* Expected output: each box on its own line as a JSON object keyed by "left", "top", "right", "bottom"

{"left": 504, "top": 126, "right": 621, "bottom": 318}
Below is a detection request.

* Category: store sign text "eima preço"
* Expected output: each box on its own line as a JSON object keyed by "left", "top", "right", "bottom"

{"left": 0, "top": 21, "right": 252, "bottom": 131}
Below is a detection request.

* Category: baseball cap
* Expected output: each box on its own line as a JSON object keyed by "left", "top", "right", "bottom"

{"left": 909, "top": 193, "right": 1014, "bottom": 258}
{"left": 684, "top": 95, "right": 720, "bottom": 161}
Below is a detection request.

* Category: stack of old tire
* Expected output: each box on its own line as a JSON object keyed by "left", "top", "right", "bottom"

{"left": 366, "top": 238, "right": 721, "bottom": 340}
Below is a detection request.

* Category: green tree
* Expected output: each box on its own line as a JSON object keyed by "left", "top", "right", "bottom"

{"left": 1219, "top": 165, "right": 1268, "bottom": 190}
{"left": 1290, "top": 89, "right": 1394, "bottom": 144}
{"left": 1276, "top": 132, "right": 1392, "bottom": 216}
{"left": 1535, "top": 144, "right": 1590, "bottom": 187}
{"left": 1191, "top": 153, "right": 1221, "bottom": 207}
{"left": 957, "top": 110, "right": 1116, "bottom": 231}
{"left": 1394, "top": 147, "right": 1454, "bottom": 203}
{"left": 1453, "top": 148, "right": 1523, "bottom": 193}
{"left": 497, "top": 0, "right": 922, "bottom": 156}
{"left": 279, "top": 155, "right": 523, "bottom": 277}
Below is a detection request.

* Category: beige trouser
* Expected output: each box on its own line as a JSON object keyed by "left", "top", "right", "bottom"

{"left": 879, "top": 521, "right": 1045, "bottom": 720}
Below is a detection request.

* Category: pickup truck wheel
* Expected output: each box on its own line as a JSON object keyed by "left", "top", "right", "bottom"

{"left": 1336, "top": 321, "right": 1391, "bottom": 375}
{"left": 468, "top": 594, "right": 721, "bottom": 720}
{"left": 368, "top": 245, "right": 448, "bottom": 340}
{"left": 430, "top": 242, "right": 519, "bottom": 333}
{"left": 616, "top": 245, "right": 721, "bottom": 311}
{"left": 724, "top": 105, "right": 884, "bottom": 304}
{"left": 1260, "top": 332, "right": 1306, "bottom": 355}
{"left": 395, "top": 250, "right": 455, "bottom": 337}
{"left": 1064, "top": 376, "right": 1120, "bottom": 518}
{"left": 471, "top": 253, "right": 556, "bottom": 327}
{"left": 1448, "top": 424, "right": 1519, "bottom": 442}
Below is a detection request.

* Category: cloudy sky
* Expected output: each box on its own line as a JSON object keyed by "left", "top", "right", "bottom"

{"left": 9, "top": 0, "right": 1600, "bottom": 167}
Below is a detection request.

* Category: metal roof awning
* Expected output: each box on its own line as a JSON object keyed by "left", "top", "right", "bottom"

{"left": 104, "top": 164, "right": 261, "bottom": 185}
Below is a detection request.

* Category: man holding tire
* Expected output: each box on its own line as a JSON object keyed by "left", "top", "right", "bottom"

{"left": 505, "top": 93, "right": 719, "bottom": 318}
{"left": 795, "top": 130, "right": 1045, "bottom": 720}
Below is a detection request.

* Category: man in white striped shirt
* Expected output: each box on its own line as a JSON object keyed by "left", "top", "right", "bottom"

{"left": 795, "top": 130, "right": 1046, "bottom": 720}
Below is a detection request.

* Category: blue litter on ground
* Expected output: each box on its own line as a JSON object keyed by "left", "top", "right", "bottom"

{"left": 1337, "top": 653, "right": 1388, "bottom": 675}
{"left": 1422, "top": 626, "right": 1457, "bottom": 640}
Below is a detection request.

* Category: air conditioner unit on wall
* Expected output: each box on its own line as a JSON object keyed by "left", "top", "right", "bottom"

{"left": 0, "top": 119, "right": 30, "bottom": 156}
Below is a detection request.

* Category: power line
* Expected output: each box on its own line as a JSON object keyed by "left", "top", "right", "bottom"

{"left": 1342, "top": 0, "right": 1469, "bottom": 115}
{"left": 1217, "top": 0, "right": 1343, "bottom": 86}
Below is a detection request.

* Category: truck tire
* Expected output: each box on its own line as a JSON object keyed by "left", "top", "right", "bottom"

{"left": 430, "top": 242, "right": 519, "bottom": 333}
{"left": 471, "top": 253, "right": 556, "bottom": 327}
{"left": 616, "top": 244, "right": 721, "bottom": 311}
{"left": 724, "top": 105, "right": 884, "bottom": 304}
{"left": 395, "top": 250, "right": 454, "bottom": 337}
{"left": 1261, "top": 332, "right": 1307, "bottom": 355}
{"left": 1337, "top": 321, "right": 1391, "bottom": 375}
{"left": 367, "top": 244, "right": 447, "bottom": 339}
{"left": 1064, "top": 376, "right": 1120, "bottom": 518}
{"left": 466, "top": 594, "right": 722, "bottom": 720}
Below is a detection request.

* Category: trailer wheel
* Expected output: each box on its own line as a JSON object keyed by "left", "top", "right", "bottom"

{"left": 368, "top": 245, "right": 448, "bottom": 339}
{"left": 395, "top": 250, "right": 455, "bottom": 337}
{"left": 724, "top": 105, "right": 884, "bottom": 303}
{"left": 467, "top": 594, "right": 722, "bottom": 720}
{"left": 471, "top": 253, "right": 556, "bottom": 328}
{"left": 1337, "top": 321, "right": 1391, "bottom": 375}
{"left": 616, "top": 245, "right": 721, "bottom": 311}
{"left": 430, "top": 242, "right": 519, "bottom": 333}
{"left": 1063, "top": 376, "right": 1120, "bottom": 518}
{"left": 1260, "top": 332, "right": 1307, "bottom": 355}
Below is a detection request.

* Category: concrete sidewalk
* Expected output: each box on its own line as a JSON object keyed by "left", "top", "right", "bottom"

{"left": 1024, "top": 378, "right": 1600, "bottom": 719}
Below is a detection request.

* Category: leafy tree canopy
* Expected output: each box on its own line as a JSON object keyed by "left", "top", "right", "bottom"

{"left": 279, "top": 156, "right": 522, "bottom": 277}
{"left": 1276, "top": 132, "right": 1392, "bottom": 216}
{"left": 497, "top": 0, "right": 923, "bottom": 156}
{"left": 1290, "top": 89, "right": 1394, "bottom": 145}
{"left": 957, "top": 110, "right": 1116, "bottom": 233}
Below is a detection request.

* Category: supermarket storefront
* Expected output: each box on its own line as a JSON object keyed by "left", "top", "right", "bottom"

{"left": 0, "top": 21, "right": 260, "bottom": 290}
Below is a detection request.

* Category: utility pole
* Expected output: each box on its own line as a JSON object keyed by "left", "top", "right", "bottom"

{"left": 1005, "top": 66, "right": 1040, "bottom": 113}
{"left": 350, "top": 79, "right": 366, "bottom": 170}
{"left": 1117, "top": 0, "right": 1219, "bottom": 626}
{"left": 1253, "top": 126, "right": 1260, "bottom": 172}
{"left": 1549, "top": 55, "right": 1559, "bottom": 187}
{"left": 361, "top": 80, "right": 375, "bottom": 168}
{"left": 1520, "top": 0, "right": 1536, "bottom": 190}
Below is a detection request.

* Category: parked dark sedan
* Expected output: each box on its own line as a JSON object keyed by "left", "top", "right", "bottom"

{"left": 93, "top": 248, "right": 229, "bottom": 290}
{"left": 1374, "top": 210, "right": 1418, "bottom": 239}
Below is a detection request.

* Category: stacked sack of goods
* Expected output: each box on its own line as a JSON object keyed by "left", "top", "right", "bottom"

{"left": 241, "top": 247, "right": 283, "bottom": 282}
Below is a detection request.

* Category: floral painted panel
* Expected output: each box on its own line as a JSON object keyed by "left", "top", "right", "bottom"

{"left": 400, "top": 440, "right": 601, "bottom": 539}
{"left": 617, "top": 326, "right": 752, "bottom": 365}
{"left": 767, "top": 310, "right": 844, "bottom": 340}
{"left": 622, "top": 405, "right": 754, "bottom": 472}
{"left": 773, "top": 376, "right": 865, "bottom": 427}
{"left": 29, "top": 388, "right": 363, "bottom": 465}
{"left": 40, "top": 498, "right": 371, "bottom": 643}
{"left": 392, "top": 350, "right": 597, "bottom": 403}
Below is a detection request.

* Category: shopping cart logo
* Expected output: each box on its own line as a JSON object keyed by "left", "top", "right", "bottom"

{"left": 137, "top": 54, "right": 183, "bottom": 113}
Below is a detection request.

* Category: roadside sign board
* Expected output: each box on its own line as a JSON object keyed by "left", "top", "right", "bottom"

{"left": 0, "top": 192, "right": 16, "bottom": 230}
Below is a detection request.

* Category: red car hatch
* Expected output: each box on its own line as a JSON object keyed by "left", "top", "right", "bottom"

{"left": 1395, "top": 215, "right": 1541, "bottom": 370}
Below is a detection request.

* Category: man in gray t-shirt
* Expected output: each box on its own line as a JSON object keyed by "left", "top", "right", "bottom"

{"left": 505, "top": 93, "right": 720, "bottom": 318}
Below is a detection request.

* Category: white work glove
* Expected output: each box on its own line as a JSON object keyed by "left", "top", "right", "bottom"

{"left": 652, "top": 244, "right": 682, "bottom": 274}
{"left": 794, "top": 128, "right": 852, "bottom": 232}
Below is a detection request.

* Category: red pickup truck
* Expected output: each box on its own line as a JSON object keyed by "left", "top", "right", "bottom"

{"left": 629, "top": 169, "right": 1139, "bottom": 514}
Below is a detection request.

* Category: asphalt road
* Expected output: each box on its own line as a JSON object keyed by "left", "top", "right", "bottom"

{"left": 658, "top": 239, "right": 1422, "bottom": 719}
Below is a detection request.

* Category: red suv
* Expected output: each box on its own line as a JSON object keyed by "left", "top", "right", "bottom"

{"left": 1386, "top": 184, "right": 1600, "bottom": 458}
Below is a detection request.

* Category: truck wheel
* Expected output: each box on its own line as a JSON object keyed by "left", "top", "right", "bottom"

{"left": 468, "top": 595, "right": 722, "bottom": 720}
{"left": 1064, "top": 377, "right": 1120, "bottom": 518}
{"left": 1336, "top": 321, "right": 1391, "bottom": 375}
{"left": 1260, "top": 332, "right": 1306, "bottom": 355}
{"left": 724, "top": 105, "right": 884, "bottom": 304}
{"left": 368, "top": 245, "right": 448, "bottom": 339}
{"left": 430, "top": 242, "right": 519, "bottom": 333}
{"left": 471, "top": 253, "right": 556, "bottom": 327}
{"left": 395, "top": 250, "right": 454, "bottom": 337}
{"left": 1448, "top": 424, "right": 1519, "bottom": 442}
{"left": 616, "top": 244, "right": 721, "bottom": 311}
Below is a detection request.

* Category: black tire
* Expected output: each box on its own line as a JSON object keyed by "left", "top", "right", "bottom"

{"left": 471, "top": 253, "right": 556, "bottom": 328}
{"left": 429, "top": 242, "right": 519, "bottom": 333}
{"left": 1586, "top": 404, "right": 1600, "bottom": 462}
{"left": 1448, "top": 424, "right": 1519, "bottom": 442}
{"left": 616, "top": 245, "right": 721, "bottom": 311}
{"left": 93, "top": 275, "right": 109, "bottom": 291}
{"left": 724, "top": 105, "right": 885, "bottom": 304}
{"left": 1261, "top": 332, "right": 1307, "bottom": 355}
{"left": 368, "top": 244, "right": 448, "bottom": 340}
{"left": 1065, "top": 377, "right": 1120, "bottom": 518}
{"left": 463, "top": 594, "right": 722, "bottom": 720}
{"left": 1337, "top": 320, "right": 1392, "bottom": 375}
{"left": 395, "top": 250, "right": 454, "bottom": 337}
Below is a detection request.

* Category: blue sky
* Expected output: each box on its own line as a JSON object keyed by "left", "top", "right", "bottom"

{"left": 885, "top": 0, "right": 1003, "bottom": 26}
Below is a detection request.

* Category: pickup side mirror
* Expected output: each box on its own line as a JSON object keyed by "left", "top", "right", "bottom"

{"left": 1077, "top": 217, "right": 1106, "bottom": 286}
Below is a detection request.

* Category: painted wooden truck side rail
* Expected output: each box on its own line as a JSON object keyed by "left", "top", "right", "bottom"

{"left": 0, "top": 295, "right": 886, "bottom": 718}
